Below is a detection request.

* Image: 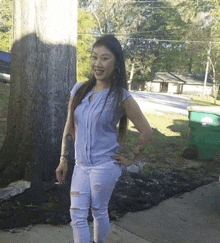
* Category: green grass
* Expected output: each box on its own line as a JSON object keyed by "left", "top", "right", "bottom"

{"left": 191, "top": 95, "right": 220, "bottom": 106}
{"left": 124, "top": 112, "right": 220, "bottom": 180}
{"left": 124, "top": 113, "right": 189, "bottom": 166}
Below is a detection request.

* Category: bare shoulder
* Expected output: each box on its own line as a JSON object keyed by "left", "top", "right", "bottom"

{"left": 122, "top": 96, "right": 142, "bottom": 117}
{"left": 122, "top": 96, "right": 152, "bottom": 135}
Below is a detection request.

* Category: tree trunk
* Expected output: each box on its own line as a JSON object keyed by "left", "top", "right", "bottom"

{"left": 209, "top": 57, "right": 218, "bottom": 104}
{"left": 203, "top": 41, "right": 212, "bottom": 96}
{"left": 128, "top": 63, "right": 134, "bottom": 90}
{"left": 0, "top": 0, "right": 77, "bottom": 186}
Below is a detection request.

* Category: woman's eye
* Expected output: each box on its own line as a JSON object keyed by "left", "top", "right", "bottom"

{"left": 91, "top": 56, "right": 97, "bottom": 60}
{"left": 102, "top": 58, "right": 108, "bottom": 61}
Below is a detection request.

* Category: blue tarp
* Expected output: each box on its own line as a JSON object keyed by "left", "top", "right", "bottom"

{"left": 0, "top": 51, "right": 11, "bottom": 63}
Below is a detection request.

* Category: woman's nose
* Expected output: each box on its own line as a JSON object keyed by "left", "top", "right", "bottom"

{"left": 94, "top": 58, "right": 102, "bottom": 67}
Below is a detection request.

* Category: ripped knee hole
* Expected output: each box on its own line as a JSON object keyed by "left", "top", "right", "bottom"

{"left": 70, "top": 191, "right": 79, "bottom": 196}
{"left": 70, "top": 207, "right": 79, "bottom": 210}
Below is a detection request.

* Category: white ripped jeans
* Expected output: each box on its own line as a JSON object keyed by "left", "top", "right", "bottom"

{"left": 70, "top": 161, "right": 122, "bottom": 243}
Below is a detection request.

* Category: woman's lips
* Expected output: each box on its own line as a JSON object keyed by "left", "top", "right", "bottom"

{"left": 95, "top": 69, "right": 104, "bottom": 75}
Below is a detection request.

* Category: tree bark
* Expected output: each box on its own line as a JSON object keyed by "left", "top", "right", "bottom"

{"left": 128, "top": 63, "right": 134, "bottom": 90}
{"left": 203, "top": 41, "right": 212, "bottom": 96}
{"left": 0, "top": 0, "right": 77, "bottom": 186}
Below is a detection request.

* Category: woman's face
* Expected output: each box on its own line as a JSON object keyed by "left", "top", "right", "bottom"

{"left": 91, "top": 45, "right": 116, "bottom": 84}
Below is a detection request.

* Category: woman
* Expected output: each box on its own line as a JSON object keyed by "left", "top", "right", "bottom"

{"left": 56, "top": 35, "right": 152, "bottom": 243}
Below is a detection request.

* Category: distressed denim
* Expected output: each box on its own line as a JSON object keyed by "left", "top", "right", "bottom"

{"left": 70, "top": 161, "right": 122, "bottom": 243}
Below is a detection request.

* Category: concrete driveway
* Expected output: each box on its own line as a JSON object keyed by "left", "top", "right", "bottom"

{"left": 130, "top": 91, "right": 194, "bottom": 116}
{"left": 114, "top": 182, "right": 220, "bottom": 243}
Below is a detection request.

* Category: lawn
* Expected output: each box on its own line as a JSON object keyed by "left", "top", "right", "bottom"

{"left": 191, "top": 95, "right": 220, "bottom": 106}
{"left": 124, "top": 111, "right": 220, "bottom": 181}
{"left": 0, "top": 84, "right": 220, "bottom": 182}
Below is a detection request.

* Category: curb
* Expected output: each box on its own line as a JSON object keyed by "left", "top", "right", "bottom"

{"left": 105, "top": 223, "right": 151, "bottom": 243}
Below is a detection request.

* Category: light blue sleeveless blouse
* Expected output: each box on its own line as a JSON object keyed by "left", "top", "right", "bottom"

{"left": 70, "top": 82, "right": 131, "bottom": 166}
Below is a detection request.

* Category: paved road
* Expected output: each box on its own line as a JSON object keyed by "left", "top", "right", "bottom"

{"left": 130, "top": 91, "right": 194, "bottom": 116}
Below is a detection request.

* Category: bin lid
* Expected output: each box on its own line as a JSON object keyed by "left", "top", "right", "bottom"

{"left": 187, "top": 106, "right": 220, "bottom": 114}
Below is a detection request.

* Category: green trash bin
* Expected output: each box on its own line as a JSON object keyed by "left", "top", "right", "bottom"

{"left": 186, "top": 106, "right": 220, "bottom": 160}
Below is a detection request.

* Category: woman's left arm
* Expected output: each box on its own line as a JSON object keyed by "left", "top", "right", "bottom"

{"left": 116, "top": 96, "right": 153, "bottom": 166}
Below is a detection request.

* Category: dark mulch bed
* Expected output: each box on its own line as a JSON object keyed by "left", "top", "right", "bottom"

{"left": 0, "top": 169, "right": 212, "bottom": 230}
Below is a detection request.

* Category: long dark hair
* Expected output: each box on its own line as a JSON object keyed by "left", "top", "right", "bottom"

{"left": 72, "top": 34, "right": 128, "bottom": 144}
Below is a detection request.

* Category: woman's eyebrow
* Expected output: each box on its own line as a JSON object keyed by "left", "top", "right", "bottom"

{"left": 101, "top": 54, "right": 111, "bottom": 57}
{"left": 92, "top": 52, "right": 111, "bottom": 57}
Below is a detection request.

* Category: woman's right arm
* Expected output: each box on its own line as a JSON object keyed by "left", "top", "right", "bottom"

{"left": 61, "top": 96, "right": 75, "bottom": 156}
{"left": 56, "top": 96, "right": 75, "bottom": 184}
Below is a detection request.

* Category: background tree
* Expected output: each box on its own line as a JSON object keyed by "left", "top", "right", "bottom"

{"left": 86, "top": 0, "right": 138, "bottom": 42}
{"left": 122, "top": 0, "right": 186, "bottom": 88}
{"left": 205, "top": 0, "right": 220, "bottom": 99}
{"left": 77, "top": 8, "right": 96, "bottom": 82}
{"left": 167, "top": 0, "right": 220, "bottom": 91}
{"left": 77, "top": 0, "right": 220, "bottom": 91}
{"left": 83, "top": 0, "right": 170, "bottom": 88}
{"left": 0, "top": 0, "right": 77, "bottom": 186}
{"left": 0, "top": 0, "right": 13, "bottom": 51}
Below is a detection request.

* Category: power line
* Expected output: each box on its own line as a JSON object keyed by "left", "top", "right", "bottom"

{"left": 78, "top": 31, "right": 220, "bottom": 39}
{"left": 90, "top": 6, "right": 175, "bottom": 9}
{"left": 89, "top": 1, "right": 175, "bottom": 8}
{"left": 127, "top": 37, "right": 220, "bottom": 44}
{"left": 78, "top": 32, "right": 220, "bottom": 39}
{"left": 77, "top": 33, "right": 220, "bottom": 44}
{"left": 93, "top": 1, "right": 171, "bottom": 3}
{"left": 128, "top": 1, "right": 167, "bottom": 2}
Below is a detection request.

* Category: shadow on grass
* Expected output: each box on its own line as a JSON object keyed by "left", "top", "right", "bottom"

{"left": 167, "top": 119, "right": 189, "bottom": 137}
{"left": 126, "top": 118, "right": 220, "bottom": 181}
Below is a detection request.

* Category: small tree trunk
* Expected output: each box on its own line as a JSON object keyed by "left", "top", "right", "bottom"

{"left": 0, "top": 0, "right": 77, "bottom": 186}
{"left": 203, "top": 41, "right": 212, "bottom": 96}
{"left": 209, "top": 57, "right": 217, "bottom": 104}
{"left": 128, "top": 63, "right": 134, "bottom": 90}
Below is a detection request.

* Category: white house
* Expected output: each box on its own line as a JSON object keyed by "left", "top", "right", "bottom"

{"left": 144, "top": 72, "right": 214, "bottom": 95}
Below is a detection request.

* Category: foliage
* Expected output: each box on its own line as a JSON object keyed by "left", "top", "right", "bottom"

{"left": 85, "top": 1, "right": 172, "bottom": 82}
{"left": 0, "top": 0, "right": 13, "bottom": 51}
{"left": 78, "top": 0, "right": 220, "bottom": 86}
{"left": 86, "top": 0, "right": 137, "bottom": 37}
{"left": 167, "top": 0, "right": 220, "bottom": 83}
{"left": 78, "top": 0, "right": 91, "bottom": 8}
{"left": 77, "top": 8, "right": 96, "bottom": 82}
{"left": 123, "top": 1, "right": 188, "bottom": 83}
{"left": 125, "top": 52, "right": 156, "bottom": 85}
{"left": 1, "top": 0, "right": 220, "bottom": 85}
